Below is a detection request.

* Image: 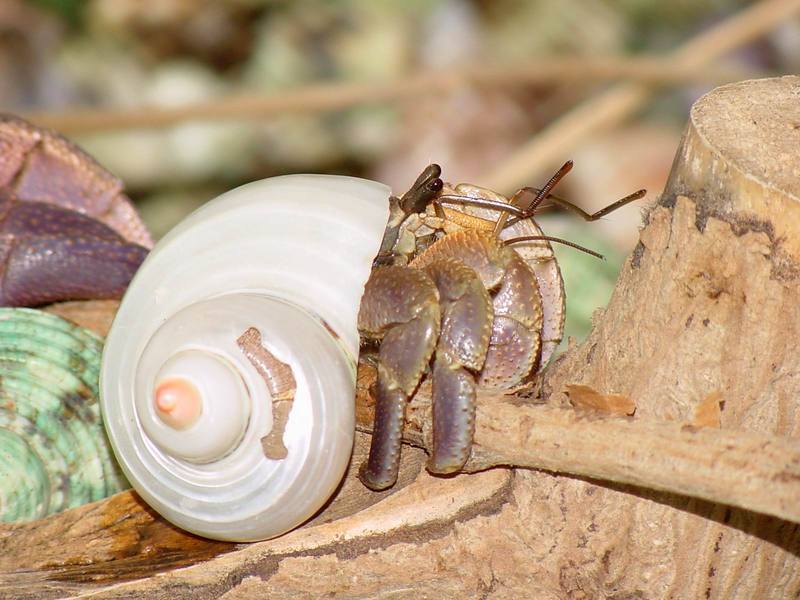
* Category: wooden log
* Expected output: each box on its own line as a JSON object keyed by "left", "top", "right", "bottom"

{"left": 539, "top": 75, "right": 800, "bottom": 598}
{"left": 2, "top": 76, "right": 799, "bottom": 598}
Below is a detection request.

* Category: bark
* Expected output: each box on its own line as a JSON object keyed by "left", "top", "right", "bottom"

{"left": 2, "top": 76, "right": 800, "bottom": 599}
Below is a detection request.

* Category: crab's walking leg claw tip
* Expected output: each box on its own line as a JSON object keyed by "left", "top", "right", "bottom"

{"left": 427, "top": 357, "right": 476, "bottom": 475}
{"left": 357, "top": 378, "right": 406, "bottom": 491}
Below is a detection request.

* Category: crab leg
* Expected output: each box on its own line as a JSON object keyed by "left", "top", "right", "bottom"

{"left": 479, "top": 248, "right": 543, "bottom": 387}
{"left": 0, "top": 195, "right": 148, "bottom": 306}
{"left": 423, "top": 259, "right": 492, "bottom": 474}
{"left": 412, "top": 230, "right": 544, "bottom": 388}
{"left": 357, "top": 266, "right": 440, "bottom": 490}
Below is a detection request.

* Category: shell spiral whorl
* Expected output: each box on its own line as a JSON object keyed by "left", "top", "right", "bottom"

{"left": 100, "top": 175, "right": 391, "bottom": 541}
{"left": 0, "top": 308, "right": 128, "bottom": 522}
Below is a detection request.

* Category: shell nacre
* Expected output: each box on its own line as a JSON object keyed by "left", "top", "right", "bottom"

{"left": 100, "top": 174, "right": 391, "bottom": 541}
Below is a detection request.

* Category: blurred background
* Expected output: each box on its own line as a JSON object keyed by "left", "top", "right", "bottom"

{"left": 3, "top": 0, "right": 798, "bottom": 344}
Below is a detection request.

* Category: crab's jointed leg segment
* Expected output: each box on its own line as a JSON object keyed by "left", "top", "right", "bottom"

{"left": 480, "top": 249, "right": 544, "bottom": 387}
{"left": 423, "top": 258, "right": 492, "bottom": 474}
{"left": 357, "top": 266, "right": 440, "bottom": 490}
{"left": 412, "top": 229, "right": 544, "bottom": 388}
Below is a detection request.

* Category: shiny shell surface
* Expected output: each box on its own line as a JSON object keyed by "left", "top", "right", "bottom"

{"left": 0, "top": 308, "right": 128, "bottom": 522}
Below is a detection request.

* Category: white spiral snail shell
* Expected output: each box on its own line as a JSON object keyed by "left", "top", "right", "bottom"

{"left": 100, "top": 175, "right": 390, "bottom": 541}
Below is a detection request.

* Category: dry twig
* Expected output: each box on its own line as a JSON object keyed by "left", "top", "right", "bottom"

{"left": 22, "top": 57, "right": 754, "bottom": 134}
{"left": 482, "top": 0, "right": 800, "bottom": 192}
{"left": 355, "top": 384, "right": 800, "bottom": 526}
{"left": 467, "top": 400, "right": 800, "bottom": 525}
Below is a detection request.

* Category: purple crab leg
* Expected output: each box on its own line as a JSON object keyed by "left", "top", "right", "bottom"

{"left": 0, "top": 195, "right": 148, "bottom": 306}
{"left": 423, "top": 258, "right": 492, "bottom": 473}
{"left": 357, "top": 266, "right": 440, "bottom": 490}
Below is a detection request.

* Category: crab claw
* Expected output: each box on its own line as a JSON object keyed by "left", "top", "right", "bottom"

{"left": 0, "top": 193, "right": 148, "bottom": 307}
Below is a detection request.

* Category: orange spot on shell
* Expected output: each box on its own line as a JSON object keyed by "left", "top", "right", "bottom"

{"left": 154, "top": 378, "right": 202, "bottom": 430}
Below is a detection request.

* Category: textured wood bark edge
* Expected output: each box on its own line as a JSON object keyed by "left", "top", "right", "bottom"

{"left": 31, "top": 467, "right": 512, "bottom": 599}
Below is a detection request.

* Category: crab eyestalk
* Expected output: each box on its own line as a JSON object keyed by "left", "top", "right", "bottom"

{"left": 374, "top": 164, "right": 444, "bottom": 266}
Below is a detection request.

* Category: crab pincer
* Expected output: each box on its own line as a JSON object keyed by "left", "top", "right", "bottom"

{"left": 0, "top": 115, "right": 150, "bottom": 306}
{"left": 411, "top": 230, "right": 544, "bottom": 389}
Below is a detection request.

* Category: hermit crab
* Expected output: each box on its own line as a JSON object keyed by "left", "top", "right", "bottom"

{"left": 0, "top": 115, "right": 643, "bottom": 541}
{"left": 357, "top": 163, "right": 643, "bottom": 490}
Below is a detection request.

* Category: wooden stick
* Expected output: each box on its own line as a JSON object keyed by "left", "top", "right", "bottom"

{"left": 21, "top": 57, "right": 754, "bottom": 134}
{"left": 469, "top": 399, "right": 800, "bottom": 524}
{"left": 355, "top": 381, "right": 800, "bottom": 526}
{"left": 482, "top": 0, "right": 800, "bottom": 193}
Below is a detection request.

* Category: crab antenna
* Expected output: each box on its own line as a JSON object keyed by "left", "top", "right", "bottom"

{"left": 435, "top": 195, "right": 527, "bottom": 217}
{"left": 503, "top": 235, "right": 605, "bottom": 260}
{"left": 503, "top": 188, "right": 647, "bottom": 229}
{"left": 494, "top": 160, "right": 573, "bottom": 236}
{"left": 492, "top": 187, "right": 535, "bottom": 237}
{"left": 529, "top": 161, "right": 574, "bottom": 213}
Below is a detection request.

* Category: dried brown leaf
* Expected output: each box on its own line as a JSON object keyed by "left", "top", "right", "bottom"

{"left": 691, "top": 391, "right": 723, "bottom": 428}
{"left": 565, "top": 384, "right": 636, "bottom": 416}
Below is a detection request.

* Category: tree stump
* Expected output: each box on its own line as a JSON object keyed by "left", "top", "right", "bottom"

{"left": 2, "top": 76, "right": 800, "bottom": 598}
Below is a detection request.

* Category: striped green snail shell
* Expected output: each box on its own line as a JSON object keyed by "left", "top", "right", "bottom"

{"left": 0, "top": 308, "right": 128, "bottom": 522}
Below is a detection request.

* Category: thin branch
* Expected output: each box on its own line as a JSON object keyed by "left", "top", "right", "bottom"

{"left": 356, "top": 388, "right": 800, "bottom": 525}
{"left": 20, "top": 57, "right": 756, "bottom": 134}
{"left": 470, "top": 399, "right": 800, "bottom": 525}
{"left": 482, "top": 0, "right": 800, "bottom": 193}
